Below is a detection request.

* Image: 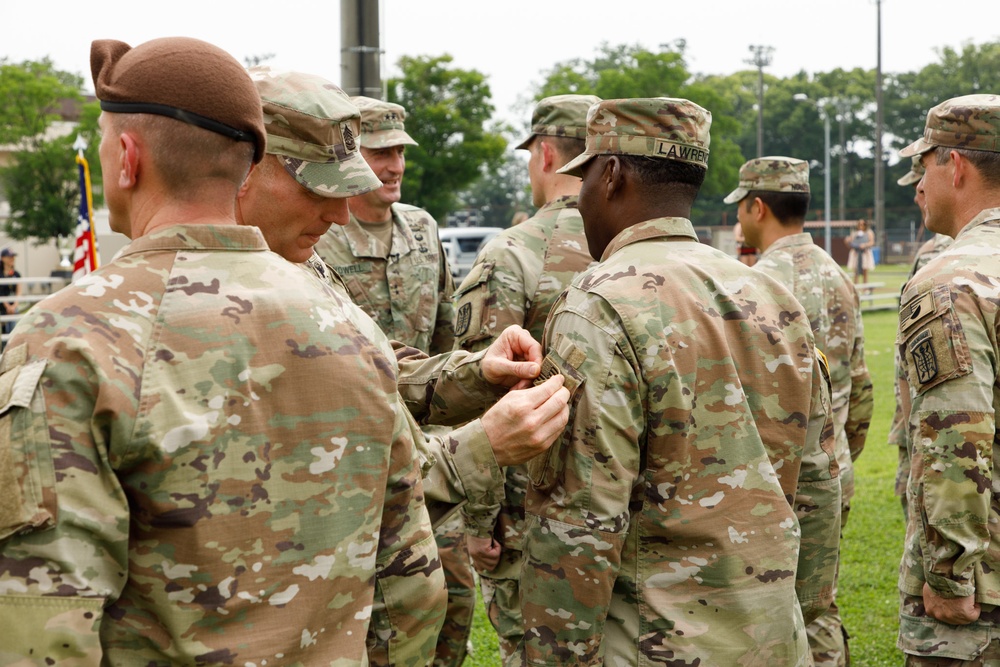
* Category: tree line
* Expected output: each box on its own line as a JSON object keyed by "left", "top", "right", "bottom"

{"left": 2, "top": 40, "right": 999, "bottom": 245}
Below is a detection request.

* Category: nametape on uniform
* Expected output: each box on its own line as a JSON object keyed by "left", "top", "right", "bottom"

{"left": 533, "top": 344, "right": 586, "bottom": 400}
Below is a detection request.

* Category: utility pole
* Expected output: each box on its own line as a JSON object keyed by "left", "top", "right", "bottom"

{"left": 874, "top": 0, "right": 885, "bottom": 250}
{"left": 340, "top": 0, "right": 383, "bottom": 98}
{"left": 746, "top": 45, "right": 774, "bottom": 158}
{"left": 835, "top": 98, "right": 852, "bottom": 222}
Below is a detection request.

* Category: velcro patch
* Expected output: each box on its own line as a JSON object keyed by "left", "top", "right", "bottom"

{"left": 909, "top": 329, "right": 939, "bottom": 385}
{"left": 533, "top": 347, "right": 586, "bottom": 401}
{"left": 455, "top": 302, "right": 473, "bottom": 337}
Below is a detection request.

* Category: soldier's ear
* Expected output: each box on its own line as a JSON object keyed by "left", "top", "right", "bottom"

{"left": 540, "top": 140, "right": 557, "bottom": 172}
{"left": 605, "top": 156, "right": 623, "bottom": 200}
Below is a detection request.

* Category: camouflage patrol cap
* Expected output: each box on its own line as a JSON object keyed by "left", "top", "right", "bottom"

{"left": 515, "top": 94, "right": 602, "bottom": 150}
{"left": 351, "top": 96, "right": 418, "bottom": 149}
{"left": 248, "top": 67, "right": 381, "bottom": 198}
{"left": 900, "top": 94, "right": 1000, "bottom": 157}
{"left": 557, "top": 97, "right": 711, "bottom": 177}
{"left": 91, "top": 37, "right": 266, "bottom": 162}
{"left": 897, "top": 155, "right": 925, "bottom": 186}
{"left": 723, "top": 156, "right": 810, "bottom": 204}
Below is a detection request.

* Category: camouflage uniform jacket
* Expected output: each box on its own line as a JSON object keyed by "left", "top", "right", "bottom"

{"left": 0, "top": 225, "right": 445, "bottom": 666}
{"left": 451, "top": 195, "right": 594, "bottom": 541}
{"left": 519, "top": 218, "right": 840, "bottom": 666}
{"left": 897, "top": 208, "right": 1000, "bottom": 655}
{"left": 909, "top": 233, "right": 955, "bottom": 279}
{"left": 300, "top": 252, "right": 505, "bottom": 532}
{"left": 889, "top": 233, "right": 953, "bottom": 493}
{"left": 315, "top": 203, "right": 456, "bottom": 354}
{"left": 755, "top": 232, "right": 873, "bottom": 506}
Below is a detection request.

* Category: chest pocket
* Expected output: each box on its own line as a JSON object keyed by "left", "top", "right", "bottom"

{"left": 0, "top": 345, "right": 56, "bottom": 540}
{"left": 452, "top": 261, "right": 495, "bottom": 350}
{"left": 896, "top": 283, "right": 972, "bottom": 396}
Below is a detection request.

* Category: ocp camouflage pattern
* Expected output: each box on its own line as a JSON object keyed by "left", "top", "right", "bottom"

{"left": 518, "top": 217, "right": 839, "bottom": 666}
{"left": 451, "top": 194, "right": 594, "bottom": 659}
{"left": 896, "top": 207, "right": 1000, "bottom": 660}
{"left": 315, "top": 204, "right": 456, "bottom": 356}
{"left": 754, "top": 232, "right": 873, "bottom": 666}
{"left": 0, "top": 225, "right": 446, "bottom": 666}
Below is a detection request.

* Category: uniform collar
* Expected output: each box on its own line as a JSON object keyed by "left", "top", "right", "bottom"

{"left": 760, "top": 231, "right": 814, "bottom": 258}
{"left": 956, "top": 206, "right": 1000, "bottom": 240}
{"left": 119, "top": 223, "right": 269, "bottom": 257}
{"left": 344, "top": 204, "right": 415, "bottom": 258}
{"left": 602, "top": 217, "right": 698, "bottom": 262}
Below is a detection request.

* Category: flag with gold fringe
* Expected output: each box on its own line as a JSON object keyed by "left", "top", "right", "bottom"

{"left": 73, "top": 149, "right": 99, "bottom": 280}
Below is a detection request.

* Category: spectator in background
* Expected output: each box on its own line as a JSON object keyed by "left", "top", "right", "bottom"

{"left": 845, "top": 218, "right": 876, "bottom": 284}
{"left": 0, "top": 247, "right": 21, "bottom": 335}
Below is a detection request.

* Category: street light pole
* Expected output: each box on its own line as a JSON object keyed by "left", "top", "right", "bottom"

{"left": 746, "top": 45, "right": 774, "bottom": 158}
{"left": 822, "top": 111, "right": 832, "bottom": 254}
{"left": 794, "top": 94, "right": 833, "bottom": 255}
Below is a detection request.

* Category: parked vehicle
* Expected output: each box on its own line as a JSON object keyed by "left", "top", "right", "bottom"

{"left": 438, "top": 226, "right": 503, "bottom": 280}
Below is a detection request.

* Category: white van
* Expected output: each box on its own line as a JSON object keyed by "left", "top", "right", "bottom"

{"left": 438, "top": 226, "right": 503, "bottom": 280}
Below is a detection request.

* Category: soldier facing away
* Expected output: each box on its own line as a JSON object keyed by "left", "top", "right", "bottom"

{"left": 451, "top": 93, "right": 599, "bottom": 662}
{"left": 517, "top": 97, "right": 840, "bottom": 666}
{"left": 0, "top": 37, "right": 449, "bottom": 665}
{"left": 895, "top": 93, "right": 1000, "bottom": 665}
{"left": 725, "top": 155, "right": 873, "bottom": 666}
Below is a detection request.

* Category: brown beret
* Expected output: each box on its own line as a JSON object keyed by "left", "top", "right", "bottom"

{"left": 91, "top": 37, "right": 266, "bottom": 163}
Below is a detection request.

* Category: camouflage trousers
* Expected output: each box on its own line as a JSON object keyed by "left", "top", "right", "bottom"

{"left": 433, "top": 512, "right": 476, "bottom": 667}
{"left": 807, "top": 503, "right": 852, "bottom": 666}
{"left": 900, "top": 592, "right": 1000, "bottom": 665}
{"left": 897, "top": 444, "right": 911, "bottom": 520}
{"left": 478, "top": 548, "right": 526, "bottom": 663}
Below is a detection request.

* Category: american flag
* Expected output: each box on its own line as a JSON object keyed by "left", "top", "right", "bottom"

{"left": 73, "top": 151, "right": 99, "bottom": 280}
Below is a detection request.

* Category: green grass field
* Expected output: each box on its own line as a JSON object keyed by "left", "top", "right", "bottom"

{"left": 463, "top": 265, "right": 911, "bottom": 666}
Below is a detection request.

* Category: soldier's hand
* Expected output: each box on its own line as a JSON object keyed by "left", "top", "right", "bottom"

{"left": 482, "top": 325, "right": 543, "bottom": 389}
{"left": 923, "top": 582, "right": 981, "bottom": 625}
{"left": 467, "top": 535, "right": 501, "bottom": 573}
{"left": 482, "top": 375, "right": 569, "bottom": 466}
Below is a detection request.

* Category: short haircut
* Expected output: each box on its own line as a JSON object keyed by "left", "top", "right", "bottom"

{"left": 108, "top": 112, "right": 255, "bottom": 195}
{"left": 619, "top": 155, "right": 706, "bottom": 201}
{"left": 934, "top": 145, "right": 1000, "bottom": 187}
{"left": 543, "top": 136, "right": 587, "bottom": 167}
{"left": 744, "top": 190, "right": 810, "bottom": 225}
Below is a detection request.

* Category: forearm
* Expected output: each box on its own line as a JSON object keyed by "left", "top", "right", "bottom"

{"left": 420, "top": 419, "right": 505, "bottom": 536}
{"left": 396, "top": 345, "right": 500, "bottom": 425}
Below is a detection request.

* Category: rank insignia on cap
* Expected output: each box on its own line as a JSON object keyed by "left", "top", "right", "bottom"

{"left": 343, "top": 124, "right": 356, "bottom": 151}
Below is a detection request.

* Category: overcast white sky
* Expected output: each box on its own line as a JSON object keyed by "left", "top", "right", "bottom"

{"left": 2, "top": 0, "right": 999, "bottom": 126}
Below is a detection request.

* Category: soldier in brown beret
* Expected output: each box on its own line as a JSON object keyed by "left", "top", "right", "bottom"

{"left": 0, "top": 36, "right": 482, "bottom": 666}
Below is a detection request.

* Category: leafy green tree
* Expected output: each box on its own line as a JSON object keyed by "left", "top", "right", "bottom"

{"left": 387, "top": 54, "right": 506, "bottom": 222}
{"left": 0, "top": 58, "right": 101, "bottom": 243}
{"left": 533, "top": 42, "right": 745, "bottom": 225}
{"left": 457, "top": 145, "right": 533, "bottom": 228}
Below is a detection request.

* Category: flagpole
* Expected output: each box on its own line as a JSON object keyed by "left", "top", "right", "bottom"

{"left": 72, "top": 135, "right": 99, "bottom": 278}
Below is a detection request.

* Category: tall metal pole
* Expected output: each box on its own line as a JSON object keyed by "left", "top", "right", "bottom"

{"left": 874, "top": 0, "right": 885, "bottom": 249}
{"left": 340, "top": 0, "right": 382, "bottom": 98}
{"left": 746, "top": 45, "right": 774, "bottom": 158}
{"left": 838, "top": 105, "right": 847, "bottom": 222}
{"left": 823, "top": 112, "right": 832, "bottom": 254}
